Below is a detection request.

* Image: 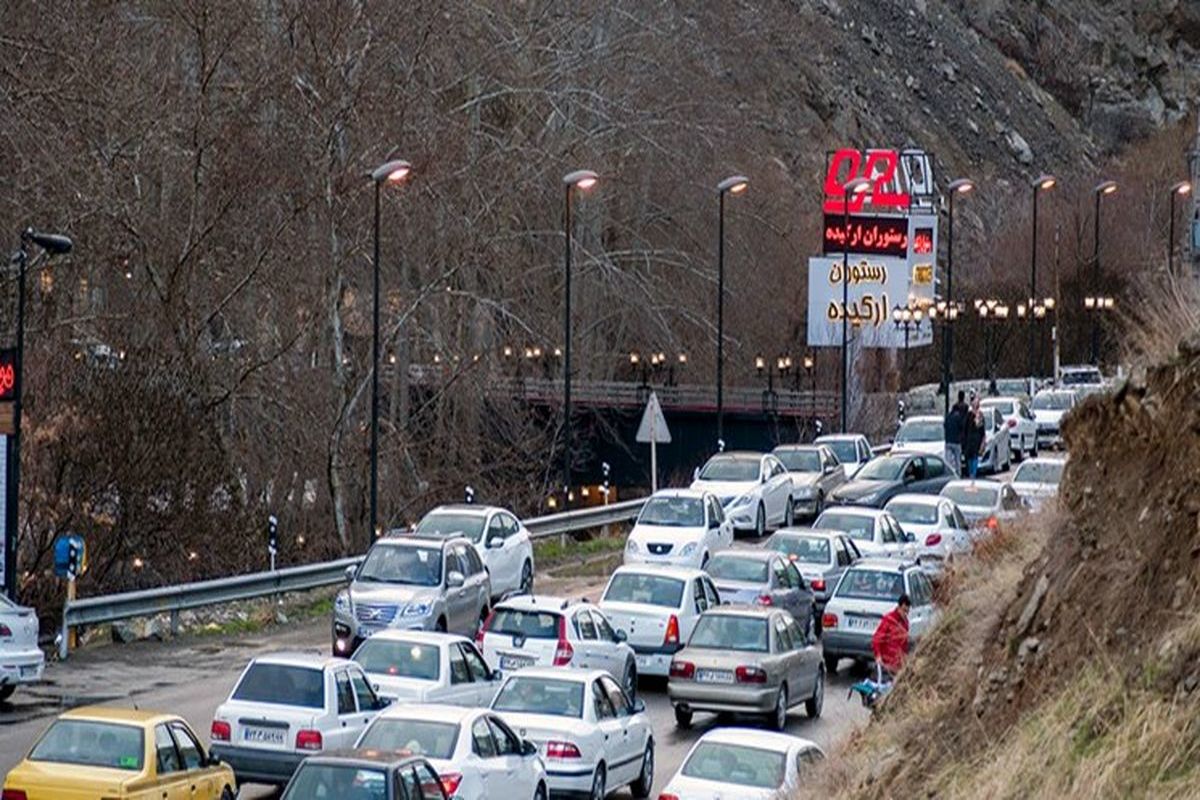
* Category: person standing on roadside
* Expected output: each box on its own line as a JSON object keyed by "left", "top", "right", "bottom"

{"left": 943, "top": 391, "right": 968, "bottom": 478}
{"left": 963, "top": 396, "right": 986, "bottom": 479}
{"left": 871, "top": 593, "right": 911, "bottom": 681}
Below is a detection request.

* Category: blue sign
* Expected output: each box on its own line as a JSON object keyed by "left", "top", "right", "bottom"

{"left": 54, "top": 534, "right": 86, "bottom": 579}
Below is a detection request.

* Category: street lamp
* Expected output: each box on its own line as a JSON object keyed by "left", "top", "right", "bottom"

{"left": 367, "top": 158, "right": 412, "bottom": 543}
{"left": 1028, "top": 173, "right": 1056, "bottom": 378}
{"left": 840, "top": 177, "right": 873, "bottom": 433}
{"left": 1091, "top": 180, "right": 1117, "bottom": 365}
{"left": 944, "top": 178, "right": 974, "bottom": 414}
{"left": 1083, "top": 295, "right": 1116, "bottom": 363}
{"left": 715, "top": 175, "right": 749, "bottom": 449}
{"left": 891, "top": 303, "right": 924, "bottom": 387}
{"left": 802, "top": 353, "right": 817, "bottom": 433}
{"left": 976, "top": 299, "right": 1009, "bottom": 395}
{"left": 1169, "top": 181, "right": 1192, "bottom": 278}
{"left": 561, "top": 169, "right": 598, "bottom": 499}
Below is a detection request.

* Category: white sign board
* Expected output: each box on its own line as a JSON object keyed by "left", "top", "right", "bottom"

{"left": 636, "top": 392, "right": 671, "bottom": 444}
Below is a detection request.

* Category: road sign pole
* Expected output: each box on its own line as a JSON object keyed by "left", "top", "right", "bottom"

{"left": 650, "top": 413, "right": 658, "bottom": 493}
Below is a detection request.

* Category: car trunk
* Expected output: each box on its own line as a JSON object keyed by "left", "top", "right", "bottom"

{"left": 7, "top": 762, "right": 134, "bottom": 799}
{"left": 222, "top": 700, "right": 315, "bottom": 753}
{"left": 491, "top": 712, "right": 587, "bottom": 757}
{"left": 0, "top": 601, "right": 39, "bottom": 653}
{"left": 483, "top": 631, "right": 560, "bottom": 671}
{"left": 599, "top": 601, "right": 675, "bottom": 651}
{"left": 712, "top": 580, "right": 766, "bottom": 606}
{"left": 369, "top": 674, "right": 433, "bottom": 701}
{"left": 676, "top": 648, "right": 763, "bottom": 685}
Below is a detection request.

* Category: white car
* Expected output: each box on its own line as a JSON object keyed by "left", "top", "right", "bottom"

{"left": 478, "top": 595, "right": 639, "bottom": 699}
{"left": 1059, "top": 364, "right": 1106, "bottom": 396}
{"left": 0, "top": 594, "right": 44, "bottom": 701}
{"left": 599, "top": 565, "right": 720, "bottom": 677}
{"left": 690, "top": 451, "right": 793, "bottom": 536}
{"left": 821, "top": 559, "right": 938, "bottom": 672}
{"left": 624, "top": 489, "right": 733, "bottom": 569}
{"left": 1032, "top": 389, "right": 1077, "bottom": 449}
{"left": 813, "top": 507, "right": 915, "bottom": 561}
{"left": 490, "top": 667, "right": 654, "bottom": 799}
{"left": 658, "top": 728, "right": 825, "bottom": 800}
{"left": 770, "top": 444, "right": 846, "bottom": 519}
{"left": 940, "top": 479, "right": 1023, "bottom": 531}
{"left": 975, "top": 407, "right": 1013, "bottom": 474}
{"left": 352, "top": 630, "right": 502, "bottom": 706}
{"left": 884, "top": 494, "right": 972, "bottom": 577}
{"left": 815, "top": 433, "right": 874, "bottom": 479}
{"left": 210, "top": 652, "right": 389, "bottom": 787}
{"left": 1011, "top": 456, "right": 1066, "bottom": 508}
{"left": 355, "top": 703, "right": 548, "bottom": 800}
{"left": 982, "top": 396, "right": 1039, "bottom": 461}
{"left": 893, "top": 415, "right": 945, "bottom": 456}
{"left": 413, "top": 504, "right": 535, "bottom": 599}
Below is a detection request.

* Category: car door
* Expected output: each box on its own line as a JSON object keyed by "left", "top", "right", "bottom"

{"left": 599, "top": 675, "right": 642, "bottom": 786}
{"left": 344, "top": 668, "right": 377, "bottom": 745}
{"left": 487, "top": 714, "right": 535, "bottom": 798}
{"left": 152, "top": 723, "right": 191, "bottom": 800}
{"left": 770, "top": 457, "right": 792, "bottom": 522}
{"left": 768, "top": 557, "right": 792, "bottom": 612}
{"left": 460, "top": 641, "right": 503, "bottom": 706}
{"left": 905, "top": 572, "right": 933, "bottom": 638}
{"left": 483, "top": 514, "right": 512, "bottom": 595}
{"left": 820, "top": 448, "right": 844, "bottom": 494}
{"left": 444, "top": 549, "right": 471, "bottom": 633}
{"left": 702, "top": 576, "right": 722, "bottom": 611}
{"left": 571, "top": 609, "right": 600, "bottom": 669}
{"left": 170, "top": 721, "right": 221, "bottom": 799}
{"left": 460, "top": 544, "right": 490, "bottom": 620}
{"left": 786, "top": 562, "right": 814, "bottom": 632}
{"left": 783, "top": 614, "right": 819, "bottom": 697}
{"left": 590, "top": 679, "right": 626, "bottom": 778}
{"left": 940, "top": 502, "right": 971, "bottom": 555}
{"left": 591, "top": 610, "right": 626, "bottom": 679}
{"left": 708, "top": 495, "right": 733, "bottom": 549}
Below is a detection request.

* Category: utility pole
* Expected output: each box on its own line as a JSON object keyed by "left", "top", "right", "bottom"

{"left": 1189, "top": 113, "right": 1200, "bottom": 277}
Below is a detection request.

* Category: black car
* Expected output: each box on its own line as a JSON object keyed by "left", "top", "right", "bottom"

{"left": 282, "top": 750, "right": 448, "bottom": 800}
{"left": 827, "top": 452, "right": 954, "bottom": 508}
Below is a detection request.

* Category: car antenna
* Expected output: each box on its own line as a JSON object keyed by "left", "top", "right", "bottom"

{"left": 560, "top": 600, "right": 569, "bottom": 610}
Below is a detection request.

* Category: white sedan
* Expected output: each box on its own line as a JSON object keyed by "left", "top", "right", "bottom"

{"left": 491, "top": 668, "right": 654, "bottom": 799}
{"left": 815, "top": 433, "right": 874, "bottom": 479}
{"left": 982, "top": 396, "right": 1039, "bottom": 461}
{"left": 884, "top": 494, "right": 972, "bottom": 577}
{"left": 0, "top": 594, "right": 44, "bottom": 702}
{"left": 355, "top": 704, "right": 548, "bottom": 800}
{"left": 892, "top": 415, "right": 946, "bottom": 457}
{"left": 624, "top": 489, "right": 733, "bottom": 569}
{"left": 598, "top": 565, "right": 720, "bottom": 677}
{"left": 940, "top": 480, "right": 1023, "bottom": 531}
{"left": 813, "top": 507, "right": 915, "bottom": 560}
{"left": 1011, "top": 456, "right": 1066, "bottom": 508}
{"left": 690, "top": 451, "right": 793, "bottom": 536}
{"left": 352, "top": 630, "right": 502, "bottom": 706}
{"left": 658, "top": 728, "right": 825, "bottom": 800}
{"left": 412, "top": 504, "right": 535, "bottom": 599}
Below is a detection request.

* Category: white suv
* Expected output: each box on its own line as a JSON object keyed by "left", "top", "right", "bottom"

{"left": 210, "top": 652, "right": 389, "bottom": 787}
{"left": 624, "top": 489, "right": 733, "bottom": 569}
{"left": 0, "top": 594, "right": 44, "bottom": 701}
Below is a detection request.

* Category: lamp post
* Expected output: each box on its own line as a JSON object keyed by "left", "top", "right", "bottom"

{"left": 1091, "top": 181, "right": 1117, "bottom": 365}
{"left": 367, "top": 159, "right": 412, "bottom": 542}
{"left": 1169, "top": 181, "right": 1192, "bottom": 278}
{"left": 715, "top": 175, "right": 748, "bottom": 450}
{"left": 802, "top": 353, "right": 816, "bottom": 435}
{"left": 891, "top": 304, "right": 924, "bottom": 387}
{"left": 840, "top": 177, "right": 874, "bottom": 433}
{"left": 944, "top": 178, "right": 974, "bottom": 414}
{"left": 1083, "top": 295, "right": 1116, "bottom": 365}
{"left": 976, "top": 299, "right": 1009, "bottom": 396}
{"left": 1028, "top": 174, "right": 1056, "bottom": 378}
{"left": 561, "top": 169, "right": 598, "bottom": 500}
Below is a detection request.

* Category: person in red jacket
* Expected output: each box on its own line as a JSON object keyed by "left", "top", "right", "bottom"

{"left": 871, "top": 594, "right": 911, "bottom": 680}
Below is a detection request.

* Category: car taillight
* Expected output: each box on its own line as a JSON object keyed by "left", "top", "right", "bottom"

{"left": 925, "top": 533, "right": 942, "bottom": 547}
{"left": 296, "top": 729, "right": 323, "bottom": 751}
{"left": 658, "top": 795, "right": 681, "bottom": 800}
{"left": 822, "top": 613, "right": 838, "bottom": 629}
{"left": 3, "top": 790, "right": 29, "bottom": 800}
{"left": 986, "top": 516, "right": 999, "bottom": 530}
{"left": 669, "top": 660, "right": 695, "bottom": 679}
{"left": 1007, "top": 418, "right": 1017, "bottom": 428}
{"left": 440, "top": 772, "right": 464, "bottom": 795}
{"left": 210, "top": 721, "right": 231, "bottom": 742}
{"left": 552, "top": 615, "right": 574, "bottom": 666}
{"left": 0, "top": 624, "right": 11, "bottom": 637}
{"left": 735, "top": 665, "right": 768, "bottom": 684}
{"left": 664, "top": 614, "right": 680, "bottom": 646}
{"left": 810, "top": 578, "right": 826, "bottom": 592}
{"left": 477, "top": 609, "right": 495, "bottom": 648}
{"left": 544, "top": 741, "right": 582, "bottom": 759}
{"left": 755, "top": 594, "right": 773, "bottom": 606}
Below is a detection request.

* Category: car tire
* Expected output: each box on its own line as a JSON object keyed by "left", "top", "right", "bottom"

{"left": 769, "top": 684, "right": 789, "bottom": 731}
{"left": 623, "top": 659, "right": 638, "bottom": 701}
{"left": 220, "top": 788, "right": 234, "bottom": 800}
{"left": 534, "top": 783, "right": 547, "bottom": 800}
{"left": 630, "top": 740, "right": 654, "bottom": 798}
{"left": 520, "top": 560, "right": 534, "bottom": 595}
{"left": 755, "top": 503, "right": 766, "bottom": 537}
{"left": 824, "top": 653, "right": 839, "bottom": 674}
{"left": 0, "top": 684, "right": 15, "bottom": 703}
{"left": 784, "top": 497, "right": 795, "bottom": 527}
{"left": 674, "top": 705, "right": 693, "bottom": 728}
{"left": 435, "top": 617, "right": 447, "bottom": 632}
{"left": 590, "top": 763, "right": 606, "bottom": 800}
{"left": 815, "top": 492, "right": 825, "bottom": 518}
{"left": 806, "top": 669, "right": 825, "bottom": 718}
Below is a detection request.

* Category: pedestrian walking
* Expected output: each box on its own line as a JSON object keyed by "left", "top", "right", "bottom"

{"left": 943, "top": 391, "right": 967, "bottom": 477}
{"left": 963, "top": 396, "right": 986, "bottom": 479}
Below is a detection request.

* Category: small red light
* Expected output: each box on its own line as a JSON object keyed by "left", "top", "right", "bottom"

{"left": 822, "top": 613, "right": 838, "bottom": 629}
{"left": 477, "top": 609, "right": 495, "bottom": 648}
{"left": 810, "top": 578, "right": 826, "bottom": 592}
{"left": 986, "top": 516, "right": 999, "bottom": 530}
{"left": 3, "top": 790, "right": 29, "bottom": 800}
{"left": 0, "top": 624, "right": 11, "bottom": 637}
{"left": 544, "top": 741, "right": 582, "bottom": 759}
{"left": 296, "top": 729, "right": 323, "bottom": 751}
{"left": 669, "top": 660, "right": 695, "bottom": 679}
{"left": 735, "top": 665, "right": 768, "bottom": 684}
{"left": 664, "top": 615, "right": 680, "bottom": 646}
{"left": 925, "top": 533, "right": 942, "bottom": 547}
{"left": 210, "top": 721, "right": 231, "bottom": 742}
{"left": 552, "top": 616, "right": 574, "bottom": 666}
{"left": 440, "top": 772, "right": 463, "bottom": 795}
{"left": 1007, "top": 419, "right": 1017, "bottom": 428}
{"left": 658, "top": 794, "right": 681, "bottom": 800}
{"left": 755, "top": 594, "right": 774, "bottom": 606}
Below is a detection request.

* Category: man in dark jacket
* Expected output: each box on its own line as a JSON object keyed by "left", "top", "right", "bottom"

{"left": 962, "top": 396, "right": 987, "bottom": 478}
{"left": 943, "top": 391, "right": 968, "bottom": 477}
{"left": 872, "top": 594, "right": 911, "bottom": 679}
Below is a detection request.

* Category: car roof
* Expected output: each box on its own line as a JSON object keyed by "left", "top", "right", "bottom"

{"left": 303, "top": 748, "right": 424, "bottom": 769}
{"left": 253, "top": 651, "right": 349, "bottom": 670}
{"left": 699, "top": 604, "right": 778, "bottom": 619}
{"left": 772, "top": 443, "right": 822, "bottom": 452}
{"left": 770, "top": 527, "right": 845, "bottom": 540}
{"left": 60, "top": 706, "right": 180, "bottom": 726}
{"left": 886, "top": 493, "right": 944, "bottom": 507}
{"left": 424, "top": 504, "right": 497, "bottom": 517}
{"left": 357, "top": 630, "right": 469, "bottom": 647}
{"left": 815, "top": 433, "right": 866, "bottom": 442}
{"left": 707, "top": 450, "right": 765, "bottom": 459}
{"left": 495, "top": 594, "right": 584, "bottom": 612}
{"left": 376, "top": 534, "right": 458, "bottom": 549}
{"left": 609, "top": 564, "right": 706, "bottom": 581}
{"left": 848, "top": 558, "right": 915, "bottom": 573}
{"left": 981, "top": 396, "right": 1021, "bottom": 403}
{"left": 943, "top": 479, "right": 1003, "bottom": 490}
{"left": 709, "top": 549, "right": 780, "bottom": 563}
{"left": 821, "top": 505, "right": 888, "bottom": 518}
{"left": 647, "top": 488, "right": 710, "bottom": 501}
{"left": 505, "top": 667, "right": 606, "bottom": 684}
{"left": 375, "top": 703, "right": 483, "bottom": 724}
{"left": 1021, "top": 455, "right": 1067, "bottom": 464}
{"left": 697, "top": 727, "right": 820, "bottom": 752}
{"left": 901, "top": 415, "right": 941, "bottom": 423}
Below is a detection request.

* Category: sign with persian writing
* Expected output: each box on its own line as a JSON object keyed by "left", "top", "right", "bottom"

{"left": 805, "top": 256, "right": 934, "bottom": 349}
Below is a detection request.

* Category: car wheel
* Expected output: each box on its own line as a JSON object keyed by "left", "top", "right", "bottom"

{"left": 784, "top": 497, "right": 795, "bottom": 527}
{"left": 815, "top": 492, "right": 825, "bottom": 517}
{"left": 674, "top": 705, "right": 693, "bottom": 728}
{"left": 623, "top": 660, "right": 638, "bottom": 701}
{"left": 435, "top": 617, "right": 447, "bottom": 632}
{"left": 630, "top": 740, "right": 654, "bottom": 798}
{"left": 755, "top": 503, "right": 766, "bottom": 537}
{"left": 769, "top": 684, "right": 789, "bottom": 731}
{"left": 534, "top": 783, "right": 547, "bottom": 800}
{"left": 0, "top": 684, "right": 15, "bottom": 703}
{"left": 590, "top": 763, "right": 606, "bottom": 800}
{"left": 520, "top": 560, "right": 534, "bottom": 595}
{"left": 824, "top": 653, "right": 839, "bottom": 674}
{"left": 220, "top": 787, "right": 234, "bottom": 800}
{"left": 806, "top": 669, "right": 825, "bottom": 718}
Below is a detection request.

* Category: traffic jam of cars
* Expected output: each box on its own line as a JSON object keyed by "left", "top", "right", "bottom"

{"left": 2, "top": 381, "right": 1085, "bottom": 800}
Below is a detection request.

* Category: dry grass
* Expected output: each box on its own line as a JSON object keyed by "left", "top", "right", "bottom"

{"left": 1119, "top": 275, "right": 1200, "bottom": 367}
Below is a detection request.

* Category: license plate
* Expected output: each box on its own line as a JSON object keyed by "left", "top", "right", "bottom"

{"left": 847, "top": 617, "right": 877, "bottom": 630}
{"left": 695, "top": 669, "right": 734, "bottom": 684}
{"left": 19, "top": 665, "right": 37, "bottom": 678}
{"left": 243, "top": 727, "right": 286, "bottom": 745}
{"left": 501, "top": 655, "right": 535, "bottom": 671}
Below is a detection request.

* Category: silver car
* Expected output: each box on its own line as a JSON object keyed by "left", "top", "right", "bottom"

{"left": 764, "top": 529, "right": 862, "bottom": 612}
{"left": 333, "top": 535, "right": 491, "bottom": 656}
{"left": 668, "top": 606, "right": 824, "bottom": 731}
{"left": 705, "top": 551, "right": 816, "bottom": 637}
{"left": 771, "top": 444, "right": 846, "bottom": 519}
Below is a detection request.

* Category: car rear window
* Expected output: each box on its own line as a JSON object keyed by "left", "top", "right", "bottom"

{"left": 488, "top": 608, "right": 561, "bottom": 640}
{"left": 706, "top": 556, "right": 768, "bottom": 583}
{"left": 835, "top": 569, "right": 904, "bottom": 602}
{"left": 681, "top": 741, "right": 786, "bottom": 789}
{"left": 414, "top": 512, "right": 486, "bottom": 543}
{"left": 353, "top": 639, "right": 440, "bottom": 681}
{"left": 492, "top": 677, "right": 584, "bottom": 718}
{"left": 768, "top": 535, "right": 831, "bottom": 565}
{"left": 603, "top": 573, "right": 685, "bottom": 608}
{"left": 30, "top": 719, "right": 145, "bottom": 771}
{"left": 1014, "top": 461, "right": 1064, "bottom": 484}
{"left": 232, "top": 663, "right": 326, "bottom": 708}
{"left": 941, "top": 484, "right": 999, "bottom": 508}
{"left": 815, "top": 511, "right": 874, "bottom": 541}
{"left": 356, "top": 719, "right": 459, "bottom": 759}
{"left": 885, "top": 501, "right": 939, "bottom": 526}
{"left": 774, "top": 449, "right": 821, "bottom": 473}
{"left": 689, "top": 614, "right": 768, "bottom": 652}
{"left": 284, "top": 764, "right": 388, "bottom": 800}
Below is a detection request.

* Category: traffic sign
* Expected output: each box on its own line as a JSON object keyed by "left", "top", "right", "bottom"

{"left": 635, "top": 392, "right": 671, "bottom": 444}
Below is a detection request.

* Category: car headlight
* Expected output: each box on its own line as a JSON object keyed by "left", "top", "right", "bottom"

{"left": 796, "top": 487, "right": 816, "bottom": 500}
{"left": 335, "top": 591, "right": 351, "bottom": 615}
{"left": 626, "top": 539, "right": 640, "bottom": 554}
{"left": 402, "top": 602, "right": 432, "bottom": 617}
{"left": 858, "top": 491, "right": 880, "bottom": 505}
{"left": 680, "top": 542, "right": 697, "bottom": 557}
{"left": 731, "top": 494, "right": 753, "bottom": 508}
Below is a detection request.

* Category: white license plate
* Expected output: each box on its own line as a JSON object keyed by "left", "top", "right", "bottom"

{"left": 243, "top": 727, "right": 286, "bottom": 745}
{"left": 501, "top": 655, "right": 536, "bottom": 670}
{"left": 847, "top": 617, "right": 877, "bottom": 630}
{"left": 19, "top": 665, "right": 38, "bottom": 678}
{"left": 695, "top": 669, "right": 734, "bottom": 684}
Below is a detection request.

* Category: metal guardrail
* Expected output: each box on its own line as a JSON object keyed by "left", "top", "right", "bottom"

{"left": 59, "top": 499, "right": 648, "bottom": 659}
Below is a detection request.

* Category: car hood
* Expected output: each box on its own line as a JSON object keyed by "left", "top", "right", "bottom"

{"left": 690, "top": 479, "right": 758, "bottom": 501}
{"left": 629, "top": 523, "right": 707, "bottom": 543}
{"left": 892, "top": 440, "right": 943, "bottom": 455}
{"left": 786, "top": 471, "right": 821, "bottom": 487}
{"left": 660, "top": 774, "right": 780, "bottom": 800}
{"left": 349, "top": 583, "right": 441, "bottom": 607}
{"left": 832, "top": 478, "right": 898, "bottom": 501}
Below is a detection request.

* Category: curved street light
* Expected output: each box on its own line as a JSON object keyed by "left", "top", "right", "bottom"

{"left": 1028, "top": 173, "right": 1056, "bottom": 378}
{"left": 1169, "top": 181, "right": 1193, "bottom": 278}
{"left": 943, "top": 178, "right": 974, "bottom": 412}
{"left": 561, "top": 169, "right": 598, "bottom": 498}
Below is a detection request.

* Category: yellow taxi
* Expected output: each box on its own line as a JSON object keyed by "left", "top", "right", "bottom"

{"left": 2, "top": 706, "right": 236, "bottom": 800}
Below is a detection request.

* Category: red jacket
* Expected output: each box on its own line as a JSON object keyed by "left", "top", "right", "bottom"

{"left": 872, "top": 608, "right": 910, "bottom": 674}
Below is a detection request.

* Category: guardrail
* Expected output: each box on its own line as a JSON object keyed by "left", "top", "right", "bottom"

{"left": 60, "top": 499, "right": 647, "bottom": 660}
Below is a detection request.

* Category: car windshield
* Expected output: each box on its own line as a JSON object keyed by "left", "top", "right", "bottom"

{"left": 282, "top": 765, "right": 388, "bottom": 800}
{"left": 942, "top": 484, "right": 999, "bottom": 508}
{"left": 1014, "top": 461, "right": 1065, "bottom": 485}
{"left": 698, "top": 456, "right": 760, "bottom": 482}
{"left": 353, "top": 639, "right": 440, "bottom": 681}
{"left": 886, "top": 501, "right": 939, "bottom": 526}
{"left": 896, "top": 420, "right": 942, "bottom": 443}
{"left": 603, "top": 573, "right": 685, "bottom": 608}
{"left": 357, "top": 545, "right": 442, "bottom": 587}
{"left": 820, "top": 440, "right": 858, "bottom": 464}
{"left": 1033, "top": 393, "right": 1073, "bottom": 411}
{"left": 489, "top": 608, "right": 561, "bottom": 640}
{"left": 836, "top": 569, "right": 905, "bottom": 602}
{"left": 232, "top": 663, "right": 326, "bottom": 708}
{"left": 995, "top": 380, "right": 1027, "bottom": 396}
{"left": 414, "top": 512, "right": 486, "bottom": 543}
{"left": 637, "top": 497, "right": 704, "bottom": 527}
{"left": 356, "top": 719, "right": 459, "bottom": 759}
{"left": 493, "top": 677, "right": 584, "bottom": 718}
{"left": 29, "top": 720, "right": 145, "bottom": 771}
{"left": 856, "top": 456, "right": 906, "bottom": 481}
{"left": 774, "top": 449, "right": 821, "bottom": 473}
{"left": 1061, "top": 369, "right": 1102, "bottom": 386}
{"left": 689, "top": 614, "right": 769, "bottom": 652}
{"left": 983, "top": 400, "right": 1014, "bottom": 415}
{"left": 706, "top": 555, "right": 768, "bottom": 583}
{"left": 768, "top": 535, "right": 831, "bottom": 565}
{"left": 815, "top": 510, "right": 874, "bottom": 541}
{"left": 681, "top": 741, "right": 787, "bottom": 789}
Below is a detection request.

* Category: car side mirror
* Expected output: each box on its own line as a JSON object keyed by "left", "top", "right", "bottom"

{"left": 631, "top": 698, "right": 646, "bottom": 714}
{"left": 487, "top": 535, "right": 504, "bottom": 549}
{"left": 447, "top": 570, "right": 465, "bottom": 588}
{"left": 374, "top": 696, "right": 392, "bottom": 710}
{"left": 614, "top": 629, "right": 628, "bottom": 643}
{"left": 708, "top": 517, "right": 720, "bottom": 529}
{"left": 905, "top": 532, "right": 916, "bottom": 543}
{"left": 491, "top": 668, "right": 504, "bottom": 681}
{"left": 522, "top": 739, "right": 538, "bottom": 757}
{"left": 344, "top": 565, "right": 357, "bottom": 583}
{"left": 206, "top": 753, "right": 224, "bottom": 768}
